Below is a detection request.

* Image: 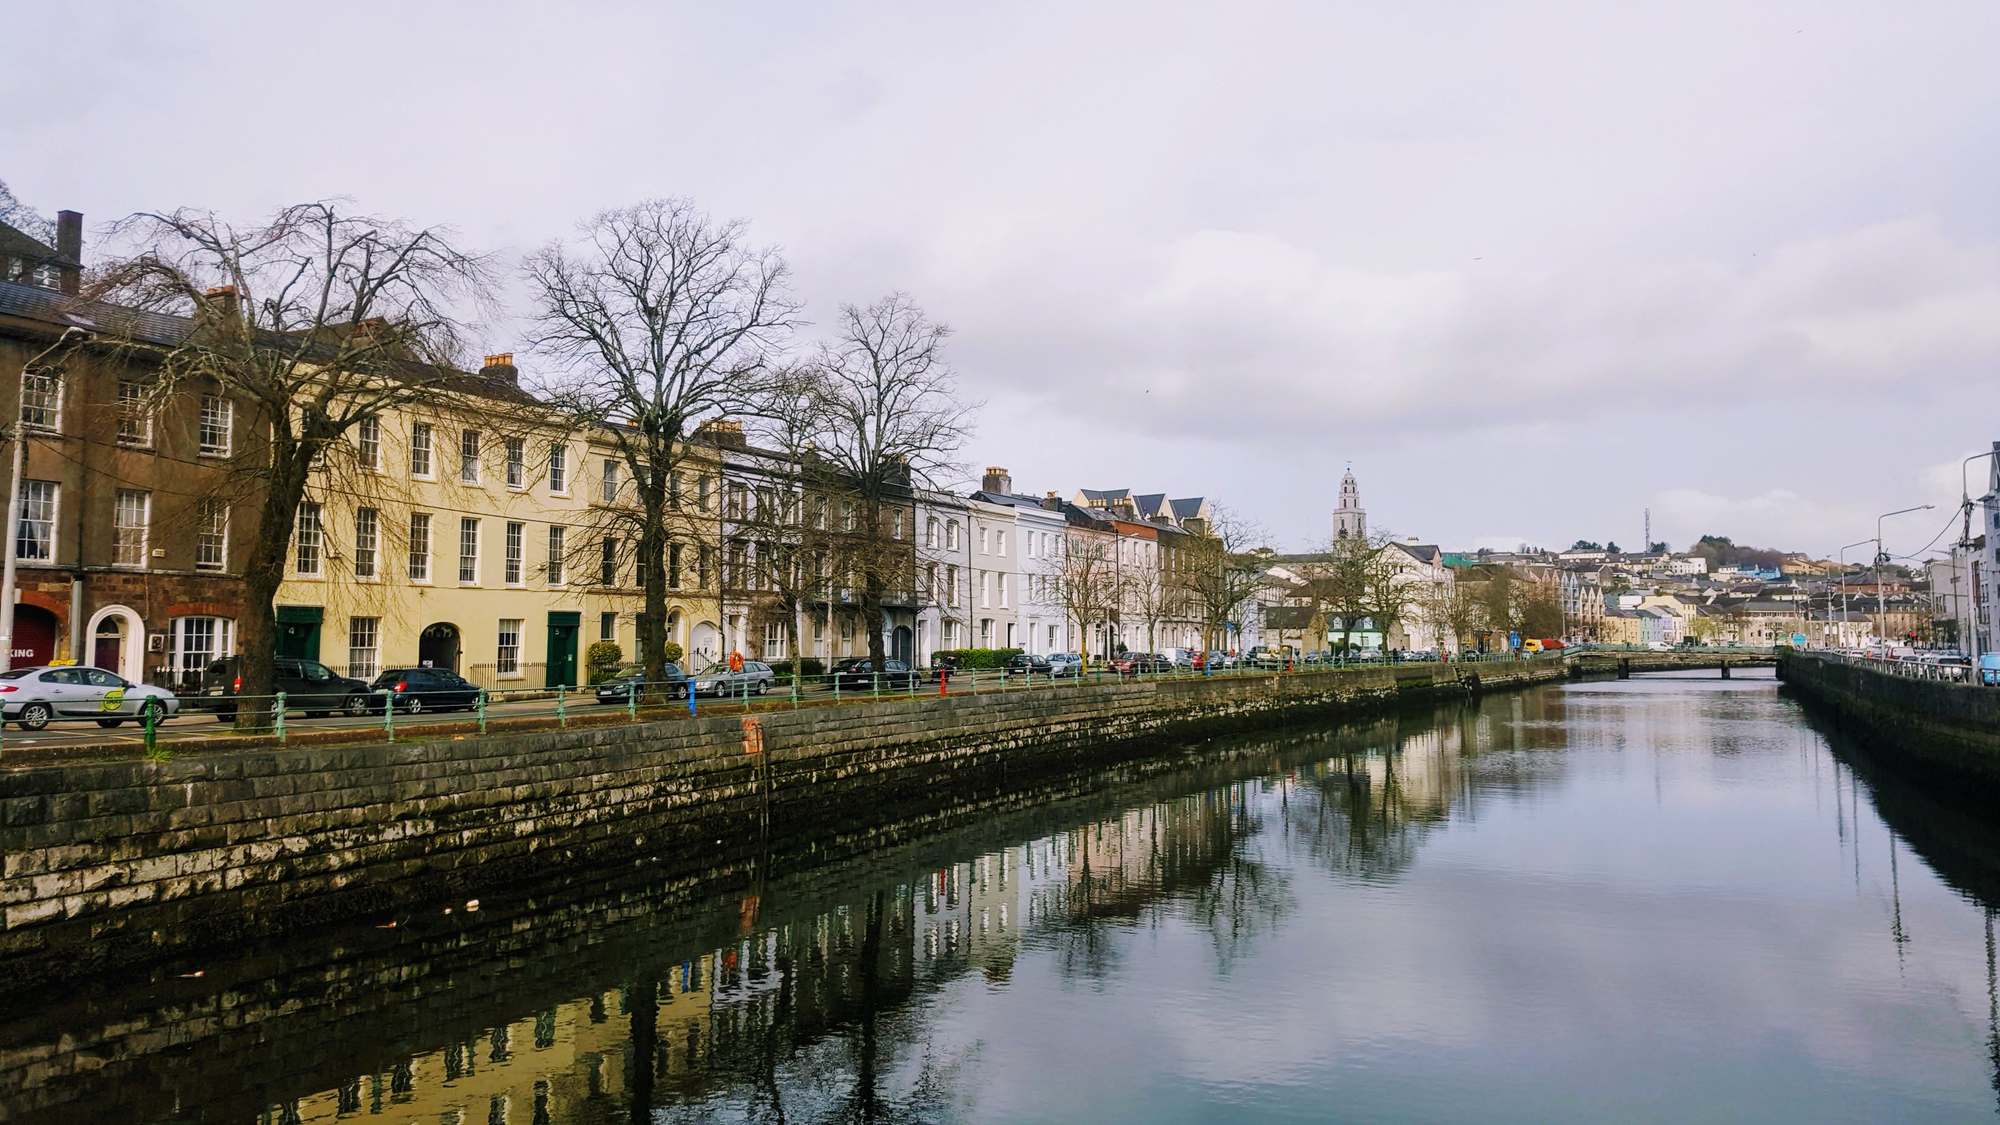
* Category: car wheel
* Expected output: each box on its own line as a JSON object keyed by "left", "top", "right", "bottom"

{"left": 137, "top": 699, "right": 166, "bottom": 725}
{"left": 344, "top": 694, "right": 373, "bottom": 717}
{"left": 403, "top": 696, "right": 425, "bottom": 714}
{"left": 97, "top": 718, "right": 125, "bottom": 728}
{"left": 17, "top": 702, "right": 52, "bottom": 731}
{"left": 754, "top": 680, "right": 768, "bottom": 696}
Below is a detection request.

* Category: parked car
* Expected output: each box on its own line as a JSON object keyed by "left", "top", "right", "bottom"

{"left": 1007, "top": 653, "right": 1053, "bottom": 676}
{"left": 594, "top": 664, "right": 688, "bottom": 704}
{"left": 1158, "top": 648, "right": 1197, "bottom": 669}
{"left": 1980, "top": 654, "right": 2000, "bottom": 686}
{"left": 1109, "top": 653, "right": 1166, "bottom": 675}
{"left": 368, "top": 667, "right": 483, "bottom": 713}
{"left": 927, "top": 652, "right": 965, "bottom": 682}
{"left": 692, "top": 660, "right": 777, "bottom": 698}
{"left": 1206, "top": 651, "right": 1240, "bottom": 669}
{"left": 193, "top": 656, "right": 375, "bottom": 719}
{"left": 0, "top": 665, "right": 181, "bottom": 730}
{"left": 1047, "top": 653, "right": 1084, "bottom": 678}
{"left": 830, "top": 658, "right": 920, "bottom": 692}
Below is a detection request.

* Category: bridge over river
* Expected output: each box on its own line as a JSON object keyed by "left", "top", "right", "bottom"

{"left": 1562, "top": 645, "right": 1780, "bottom": 678}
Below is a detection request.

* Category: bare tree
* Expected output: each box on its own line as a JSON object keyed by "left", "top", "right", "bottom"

{"left": 1359, "top": 537, "right": 1419, "bottom": 655}
{"left": 1180, "top": 506, "right": 1268, "bottom": 655}
{"left": 1128, "top": 557, "right": 1183, "bottom": 655}
{"left": 1044, "top": 530, "right": 1120, "bottom": 666}
{"left": 92, "top": 202, "right": 492, "bottom": 725}
{"left": 805, "top": 294, "right": 972, "bottom": 668}
{"left": 1422, "top": 577, "right": 1481, "bottom": 654}
{"left": 524, "top": 198, "right": 798, "bottom": 688}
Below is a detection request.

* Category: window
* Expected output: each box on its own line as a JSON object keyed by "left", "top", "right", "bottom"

{"left": 504, "top": 521, "right": 524, "bottom": 584}
{"left": 458, "top": 519, "right": 480, "bottom": 583}
{"left": 944, "top": 620, "right": 959, "bottom": 647}
{"left": 946, "top": 522, "right": 960, "bottom": 550}
{"left": 727, "top": 484, "right": 747, "bottom": 519}
{"left": 698, "top": 475, "right": 714, "bottom": 511}
{"left": 195, "top": 500, "right": 229, "bottom": 571}
{"left": 112, "top": 490, "right": 149, "bottom": 567}
{"left": 549, "top": 445, "right": 568, "bottom": 493}
{"left": 698, "top": 544, "right": 712, "bottom": 587}
{"left": 893, "top": 509, "right": 904, "bottom": 540}
{"left": 497, "top": 619, "right": 522, "bottom": 675}
{"left": 353, "top": 507, "right": 379, "bottom": 578}
{"left": 18, "top": 371, "right": 60, "bottom": 431}
{"left": 199, "top": 395, "right": 232, "bottom": 456}
{"left": 764, "top": 623, "right": 786, "bottom": 659}
{"left": 501, "top": 437, "right": 525, "bottom": 489}
{"left": 668, "top": 471, "right": 682, "bottom": 509}
{"left": 668, "top": 542, "right": 682, "bottom": 588}
{"left": 1049, "top": 624, "right": 1059, "bottom": 651}
{"left": 117, "top": 381, "right": 152, "bottom": 446}
{"left": 842, "top": 500, "right": 854, "bottom": 531}
{"left": 460, "top": 430, "right": 481, "bottom": 483}
{"left": 357, "top": 417, "right": 381, "bottom": 471}
{"left": 547, "top": 525, "right": 566, "bottom": 585}
{"left": 981, "top": 571, "right": 991, "bottom": 608}
{"left": 348, "top": 617, "right": 379, "bottom": 680}
{"left": 947, "top": 566, "right": 960, "bottom": 607}
{"left": 410, "top": 422, "right": 433, "bottom": 476}
{"left": 980, "top": 619, "right": 993, "bottom": 647}
{"left": 926, "top": 518, "right": 940, "bottom": 548}
{"left": 601, "top": 460, "right": 619, "bottom": 504}
{"left": 600, "top": 611, "right": 617, "bottom": 642}
{"left": 925, "top": 563, "right": 938, "bottom": 597}
{"left": 996, "top": 530, "right": 1007, "bottom": 556}
{"left": 295, "top": 503, "right": 323, "bottom": 575}
{"left": 172, "top": 616, "right": 233, "bottom": 689}
{"left": 601, "top": 537, "right": 618, "bottom": 586}
{"left": 407, "top": 512, "right": 431, "bottom": 580}
{"left": 998, "top": 572, "right": 1009, "bottom": 608}
{"left": 980, "top": 528, "right": 990, "bottom": 554}
{"left": 841, "top": 617, "right": 854, "bottom": 643}
{"left": 813, "top": 617, "right": 825, "bottom": 642}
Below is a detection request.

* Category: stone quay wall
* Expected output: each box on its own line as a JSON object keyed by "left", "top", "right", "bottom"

{"left": 1780, "top": 651, "right": 2000, "bottom": 785}
{"left": 0, "top": 659, "right": 1563, "bottom": 992}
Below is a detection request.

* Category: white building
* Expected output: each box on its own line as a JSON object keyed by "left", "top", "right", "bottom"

{"left": 1334, "top": 468, "right": 1366, "bottom": 541}
{"left": 916, "top": 490, "right": 972, "bottom": 663}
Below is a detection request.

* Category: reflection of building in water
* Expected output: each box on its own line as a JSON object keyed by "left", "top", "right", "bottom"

{"left": 268, "top": 785, "right": 1267, "bottom": 1122}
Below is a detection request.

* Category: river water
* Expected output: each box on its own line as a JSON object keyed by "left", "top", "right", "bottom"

{"left": 8, "top": 669, "right": 2000, "bottom": 1123}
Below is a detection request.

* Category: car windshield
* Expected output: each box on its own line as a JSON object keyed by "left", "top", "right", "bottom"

{"left": 0, "top": 668, "right": 31, "bottom": 680}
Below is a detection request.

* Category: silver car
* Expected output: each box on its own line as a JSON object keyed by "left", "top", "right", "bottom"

{"left": 1047, "top": 653, "right": 1084, "bottom": 678}
{"left": 0, "top": 665, "right": 181, "bottom": 730}
{"left": 690, "top": 660, "right": 777, "bottom": 698}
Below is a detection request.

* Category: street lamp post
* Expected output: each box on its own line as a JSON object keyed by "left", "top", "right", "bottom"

{"left": 1875, "top": 505, "right": 1934, "bottom": 652}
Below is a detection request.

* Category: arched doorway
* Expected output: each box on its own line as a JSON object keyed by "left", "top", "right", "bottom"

{"left": 418, "top": 622, "right": 461, "bottom": 672}
{"left": 9, "top": 605, "right": 57, "bottom": 667}
{"left": 892, "top": 625, "right": 913, "bottom": 664}
{"left": 86, "top": 605, "right": 145, "bottom": 681}
{"left": 690, "top": 621, "right": 719, "bottom": 664}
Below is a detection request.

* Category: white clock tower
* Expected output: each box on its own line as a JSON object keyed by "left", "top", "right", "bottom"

{"left": 1334, "top": 468, "right": 1366, "bottom": 540}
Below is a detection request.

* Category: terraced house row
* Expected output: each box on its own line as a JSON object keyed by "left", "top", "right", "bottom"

{"left": 1, "top": 215, "right": 1225, "bottom": 689}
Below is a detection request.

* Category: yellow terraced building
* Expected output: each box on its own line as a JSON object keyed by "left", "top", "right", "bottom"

{"left": 272, "top": 355, "right": 725, "bottom": 689}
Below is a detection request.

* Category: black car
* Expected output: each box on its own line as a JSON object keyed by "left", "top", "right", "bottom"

{"left": 1006, "top": 653, "right": 1052, "bottom": 676}
{"left": 830, "top": 658, "right": 921, "bottom": 692}
{"left": 194, "top": 656, "right": 375, "bottom": 719}
{"left": 927, "top": 652, "right": 965, "bottom": 682}
{"left": 368, "top": 667, "right": 482, "bottom": 714}
{"left": 594, "top": 664, "right": 688, "bottom": 704}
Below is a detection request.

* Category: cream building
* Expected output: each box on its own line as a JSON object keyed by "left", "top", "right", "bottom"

{"left": 273, "top": 356, "right": 723, "bottom": 689}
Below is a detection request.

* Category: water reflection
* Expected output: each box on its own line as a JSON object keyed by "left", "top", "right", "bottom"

{"left": 15, "top": 671, "right": 2000, "bottom": 1122}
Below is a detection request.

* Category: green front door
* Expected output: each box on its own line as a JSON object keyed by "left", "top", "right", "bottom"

{"left": 275, "top": 605, "right": 323, "bottom": 661}
{"left": 546, "top": 611, "right": 580, "bottom": 688}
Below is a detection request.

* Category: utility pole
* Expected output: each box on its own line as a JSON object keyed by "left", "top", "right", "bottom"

{"left": 1876, "top": 506, "right": 1933, "bottom": 652}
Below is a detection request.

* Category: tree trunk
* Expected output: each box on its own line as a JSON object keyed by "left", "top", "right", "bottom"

{"left": 637, "top": 453, "right": 671, "bottom": 697}
{"left": 235, "top": 437, "right": 312, "bottom": 732}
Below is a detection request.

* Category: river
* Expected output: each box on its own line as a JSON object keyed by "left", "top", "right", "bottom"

{"left": 6, "top": 669, "right": 2000, "bottom": 1123}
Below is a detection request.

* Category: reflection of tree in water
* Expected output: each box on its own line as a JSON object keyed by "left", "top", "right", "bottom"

{"left": 1283, "top": 713, "right": 1465, "bottom": 883}
{"left": 1036, "top": 785, "right": 1294, "bottom": 980}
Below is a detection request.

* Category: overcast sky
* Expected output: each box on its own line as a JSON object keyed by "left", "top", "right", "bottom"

{"left": 6, "top": 2, "right": 1998, "bottom": 558}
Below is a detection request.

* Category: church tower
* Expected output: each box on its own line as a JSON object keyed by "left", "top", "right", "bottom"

{"left": 1333, "top": 468, "right": 1366, "bottom": 540}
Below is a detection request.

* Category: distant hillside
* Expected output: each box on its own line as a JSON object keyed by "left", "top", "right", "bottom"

{"left": 1687, "top": 535, "right": 1787, "bottom": 570}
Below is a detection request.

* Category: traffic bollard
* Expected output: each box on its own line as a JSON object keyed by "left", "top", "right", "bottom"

{"left": 627, "top": 684, "right": 638, "bottom": 721}
{"left": 557, "top": 685, "right": 567, "bottom": 729}
{"left": 872, "top": 673, "right": 880, "bottom": 700}
{"left": 384, "top": 691, "right": 395, "bottom": 737}
{"left": 273, "top": 693, "right": 286, "bottom": 743}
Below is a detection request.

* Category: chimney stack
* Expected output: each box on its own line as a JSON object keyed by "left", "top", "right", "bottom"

{"left": 982, "top": 466, "right": 1012, "bottom": 495}
{"left": 482, "top": 352, "right": 519, "bottom": 385}
{"left": 54, "top": 210, "right": 82, "bottom": 295}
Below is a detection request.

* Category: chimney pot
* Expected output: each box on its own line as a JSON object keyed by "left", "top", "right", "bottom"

{"left": 482, "top": 353, "right": 519, "bottom": 385}
{"left": 981, "top": 467, "right": 1012, "bottom": 495}
{"left": 54, "top": 210, "right": 81, "bottom": 295}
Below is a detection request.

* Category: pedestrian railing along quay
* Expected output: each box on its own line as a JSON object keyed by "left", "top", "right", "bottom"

{"left": 0, "top": 651, "right": 1574, "bottom": 760}
{"left": 1806, "top": 649, "right": 1977, "bottom": 685}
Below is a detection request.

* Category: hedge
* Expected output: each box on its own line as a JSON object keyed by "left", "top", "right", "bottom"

{"left": 930, "top": 648, "right": 1024, "bottom": 670}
